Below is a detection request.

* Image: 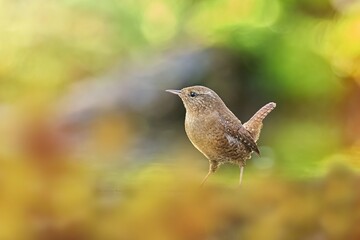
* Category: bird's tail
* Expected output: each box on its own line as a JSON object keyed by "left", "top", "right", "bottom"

{"left": 243, "top": 102, "right": 276, "bottom": 142}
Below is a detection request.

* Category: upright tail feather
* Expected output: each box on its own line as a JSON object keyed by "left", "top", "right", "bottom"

{"left": 244, "top": 102, "right": 276, "bottom": 142}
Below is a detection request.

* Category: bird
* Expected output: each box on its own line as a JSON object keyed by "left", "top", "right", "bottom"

{"left": 166, "top": 86, "right": 276, "bottom": 186}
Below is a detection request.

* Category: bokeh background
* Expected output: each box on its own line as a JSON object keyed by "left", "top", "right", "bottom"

{"left": 1, "top": 0, "right": 360, "bottom": 239}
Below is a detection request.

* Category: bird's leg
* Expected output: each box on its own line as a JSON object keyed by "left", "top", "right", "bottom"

{"left": 239, "top": 161, "right": 246, "bottom": 186}
{"left": 200, "top": 161, "right": 219, "bottom": 187}
{"left": 239, "top": 165, "right": 244, "bottom": 186}
{"left": 200, "top": 171, "right": 211, "bottom": 187}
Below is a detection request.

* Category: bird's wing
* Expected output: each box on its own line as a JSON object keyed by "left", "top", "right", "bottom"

{"left": 220, "top": 113, "right": 260, "bottom": 155}
{"left": 237, "top": 126, "right": 260, "bottom": 155}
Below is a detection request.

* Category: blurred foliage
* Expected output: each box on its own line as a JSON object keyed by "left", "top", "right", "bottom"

{"left": 1, "top": 0, "right": 360, "bottom": 239}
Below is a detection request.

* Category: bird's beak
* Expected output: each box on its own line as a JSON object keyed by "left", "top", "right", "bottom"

{"left": 166, "top": 89, "right": 181, "bottom": 95}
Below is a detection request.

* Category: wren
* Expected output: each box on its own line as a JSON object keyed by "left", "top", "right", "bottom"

{"left": 166, "top": 86, "right": 276, "bottom": 186}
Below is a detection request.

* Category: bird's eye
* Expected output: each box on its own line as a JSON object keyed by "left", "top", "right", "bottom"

{"left": 189, "top": 91, "right": 197, "bottom": 97}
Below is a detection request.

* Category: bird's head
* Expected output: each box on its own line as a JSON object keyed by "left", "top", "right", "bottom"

{"left": 166, "top": 86, "right": 225, "bottom": 113}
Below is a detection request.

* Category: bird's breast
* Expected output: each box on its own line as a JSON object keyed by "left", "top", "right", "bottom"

{"left": 184, "top": 112, "right": 253, "bottom": 163}
{"left": 184, "top": 113, "right": 224, "bottom": 160}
